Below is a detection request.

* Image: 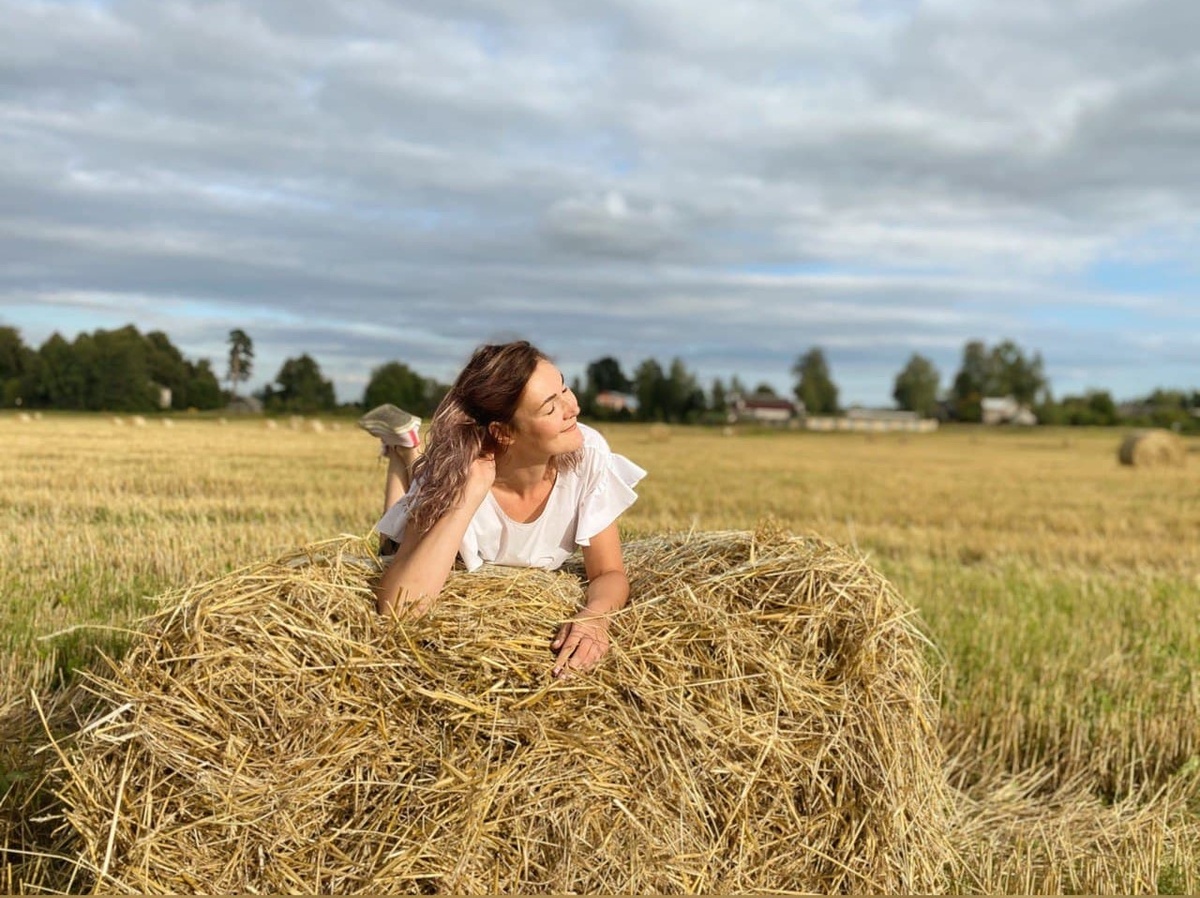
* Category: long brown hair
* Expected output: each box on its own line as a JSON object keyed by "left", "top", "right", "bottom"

{"left": 406, "top": 340, "right": 579, "bottom": 535}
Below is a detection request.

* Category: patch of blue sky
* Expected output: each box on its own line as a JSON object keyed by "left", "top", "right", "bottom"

{"left": 1023, "top": 304, "right": 1145, "bottom": 332}
{"left": 352, "top": 202, "right": 455, "bottom": 230}
{"left": 1078, "top": 257, "right": 1197, "bottom": 297}
{"left": 502, "top": 129, "right": 638, "bottom": 178}
{"left": 726, "top": 260, "right": 967, "bottom": 283}
{"left": 730, "top": 261, "right": 855, "bottom": 278}
{"left": 454, "top": 17, "right": 504, "bottom": 58}
{"left": 170, "top": 300, "right": 299, "bottom": 325}
{"left": 4, "top": 301, "right": 123, "bottom": 340}
{"left": 856, "top": 0, "right": 920, "bottom": 23}
{"left": 199, "top": 181, "right": 333, "bottom": 214}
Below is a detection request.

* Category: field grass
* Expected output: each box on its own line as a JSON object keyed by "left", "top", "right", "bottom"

{"left": 2, "top": 413, "right": 1198, "bottom": 892}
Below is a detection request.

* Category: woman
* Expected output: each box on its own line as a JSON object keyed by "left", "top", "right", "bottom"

{"left": 359, "top": 340, "right": 646, "bottom": 679}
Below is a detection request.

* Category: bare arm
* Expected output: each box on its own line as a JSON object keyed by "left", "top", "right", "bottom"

{"left": 551, "top": 521, "right": 628, "bottom": 677}
{"left": 375, "top": 457, "right": 495, "bottom": 616}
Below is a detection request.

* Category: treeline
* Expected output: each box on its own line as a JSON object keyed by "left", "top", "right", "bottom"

{"left": 0, "top": 324, "right": 349, "bottom": 415}
{"left": 893, "top": 339, "right": 1200, "bottom": 432}
{"left": 0, "top": 325, "right": 223, "bottom": 412}
{"left": 3, "top": 324, "right": 1197, "bottom": 431}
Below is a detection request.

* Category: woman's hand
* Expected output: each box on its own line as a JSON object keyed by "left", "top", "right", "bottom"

{"left": 464, "top": 452, "right": 497, "bottom": 501}
{"left": 551, "top": 611, "right": 611, "bottom": 679}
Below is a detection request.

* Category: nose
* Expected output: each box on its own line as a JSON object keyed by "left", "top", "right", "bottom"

{"left": 565, "top": 387, "right": 580, "bottom": 418}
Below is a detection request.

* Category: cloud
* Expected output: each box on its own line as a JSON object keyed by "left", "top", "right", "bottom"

{"left": 1, "top": 0, "right": 1197, "bottom": 404}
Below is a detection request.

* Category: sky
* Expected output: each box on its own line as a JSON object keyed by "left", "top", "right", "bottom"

{"left": 2, "top": 0, "right": 1198, "bottom": 406}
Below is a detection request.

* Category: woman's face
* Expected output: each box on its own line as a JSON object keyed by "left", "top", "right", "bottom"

{"left": 507, "top": 359, "right": 583, "bottom": 456}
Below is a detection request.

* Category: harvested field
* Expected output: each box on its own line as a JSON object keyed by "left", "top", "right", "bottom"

{"left": 2, "top": 417, "right": 1199, "bottom": 893}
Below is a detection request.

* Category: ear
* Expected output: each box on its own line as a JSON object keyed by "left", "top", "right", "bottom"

{"left": 488, "top": 420, "right": 514, "bottom": 446}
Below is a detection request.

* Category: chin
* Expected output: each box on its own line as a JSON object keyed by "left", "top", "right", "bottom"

{"left": 557, "top": 424, "right": 584, "bottom": 452}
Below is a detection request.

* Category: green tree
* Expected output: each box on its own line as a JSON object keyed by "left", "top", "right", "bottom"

{"left": 988, "top": 340, "right": 1046, "bottom": 406}
{"left": 951, "top": 340, "right": 988, "bottom": 422}
{"left": 363, "top": 361, "right": 433, "bottom": 415}
{"left": 1054, "top": 390, "right": 1118, "bottom": 426}
{"left": 753, "top": 382, "right": 778, "bottom": 397}
{"left": 665, "top": 357, "right": 706, "bottom": 423}
{"left": 892, "top": 353, "right": 941, "bottom": 417}
{"left": 34, "top": 333, "right": 84, "bottom": 408}
{"left": 265, "top": 354, "right": 335, "bottom": 413}
{"left": 1087, "top": 390, "right": 1118, "bottom": 425}
{"left": 791, "top": 348, "right": 838, "bottom": 415}
{"left": 633, "top": 358, "right": 667, "bottom": 422}
{"left": 87, "top": 326, "right": 158, "bottom": 411}
{"left": 227, "top": 329, "right": 254, "bottom": 399}
{"left": 0, "top": 326, "right": 35, "bottom": 406}
{"left": 585, "top": 357, "right": 631, "bottom": 395}
{"left": 951, "top": 339, "right": 1048, "bottom": 421}
{"left": 144, "top": 330, "right": 190, "bottom": 409}
{"left": 186, "top": 358, "right": 224, "bottom": 409}
{"left": 1143, "top": 388, "right": 1193, "bottom": 431}
{"left": 709, "top": 378, "right": 728, "bottom": 415}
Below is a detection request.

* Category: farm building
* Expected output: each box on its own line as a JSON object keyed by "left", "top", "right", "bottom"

{"left": 594, "top": 391, "right": 639, "bottom": 413}
{"left": 151, "top": 382, "right": 172, "bottom": 410}
{"left": 845, "top": 407, "right": 920, "bottom": 424}
{"left": 806, "top": 409, "right": 938, "bottom": 433}
{"left": 226, "top": 395, "right": 264, "bottom": 415}
{"left": 981, "top": 396, "right": 1037, "bottom": 426}
{"left": 728, "top": 392, "right": 800, "bottom": 425}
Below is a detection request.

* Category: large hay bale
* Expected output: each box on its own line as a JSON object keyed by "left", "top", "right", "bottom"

{"left": 50, "top": 530, "right": 950, "bottom": 894}
{"left": 1118, "top": 429, "right": 1186, "bottom": 467}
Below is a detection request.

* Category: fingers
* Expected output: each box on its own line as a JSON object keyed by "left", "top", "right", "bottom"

{"left": 552, "top": 630, "right": 607, "bottom": 679}
{"left": 551, "top": 621, "right": 571, "bottom": 650}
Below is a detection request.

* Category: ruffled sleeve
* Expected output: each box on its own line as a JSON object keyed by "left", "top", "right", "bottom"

{"left": 575, "top": 432, "right": 647, "bottom": 546}
{"left": 457, "top": 524, "right": 485, "bottom": 572}
{"left": 376, "top": 476, "right": 488, "bottom": 571}
{"left": 374, "top": 478, "right": 420, "bottom": 545}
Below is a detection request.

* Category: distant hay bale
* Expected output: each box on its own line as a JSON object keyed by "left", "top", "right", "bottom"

{"left": 1118, "top": 429, "right": 1186, "bottom": 467}
{"left": 217, "top": 417, "right": 228, "bottom": 426}
{"left": 162, "top": 418, "right": 174, "bottom": 428}
{"left": 110, "top": 417, "right": 124, "bottom": 426}
{"left": 17, "top": 412, "right": 31, "bottom": 422}
{"left": 50, "top": 530, "right": 950, "bottom": 894}
{"left": 308, "top": 419, "right": 326, "bottom": 433}
{"left": 130, "top": 415, "right": 146, "bottom": 427}
{"left": 33, "top": 411, "right": 43, "bottom": 420}
{"left": 264, "top": 419, "right": 278, "bottom": 430}
{"left": 289, "top": 415, "right": 304, "bottom": 431}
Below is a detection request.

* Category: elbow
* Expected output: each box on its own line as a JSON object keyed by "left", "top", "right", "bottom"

{"left": 374, "top": 576, "right": 437, "bottom": 618}
{"left": 373, "top": 562, "right": 407, "bottom": 616}
{"left": 374, "top": 582, "right": 397, "bottom": 616}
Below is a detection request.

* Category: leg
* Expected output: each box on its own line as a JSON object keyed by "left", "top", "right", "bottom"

{"left": 383, "top": 443, "right": 422, "bottom": 512}
{"left": 359, "top": 404, "right": 424, "bottom": 555}
{"left": 379, "top": 443, "right": 422, "bottom": 556}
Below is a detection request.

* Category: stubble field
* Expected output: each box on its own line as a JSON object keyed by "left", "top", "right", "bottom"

{"left": 2, "top": 413, "right": 1198, "bottom": 893}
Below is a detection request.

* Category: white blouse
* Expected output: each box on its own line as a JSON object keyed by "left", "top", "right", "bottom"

{"left": 376, "top": 423, "right": 646, "bottom": 572}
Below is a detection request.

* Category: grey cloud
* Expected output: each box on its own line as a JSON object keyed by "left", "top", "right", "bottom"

{"left": 2, "top": 0, "right": 1197, "bottom": 406}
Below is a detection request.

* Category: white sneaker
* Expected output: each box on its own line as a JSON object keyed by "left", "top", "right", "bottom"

{"left": 357, "top": 404, "right": 421, "bottom": 448}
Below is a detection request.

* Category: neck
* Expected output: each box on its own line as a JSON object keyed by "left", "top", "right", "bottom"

{"left": 494, "top": 448, "right": 554, "bottom": 495}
